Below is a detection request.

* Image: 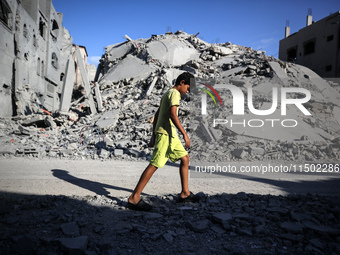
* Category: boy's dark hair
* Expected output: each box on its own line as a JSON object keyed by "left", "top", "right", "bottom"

{"left": 175, "top": 72, "right": 195, "bottom": 88}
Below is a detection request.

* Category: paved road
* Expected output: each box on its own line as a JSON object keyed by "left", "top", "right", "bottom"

{"left": 0, "top": 158, "right": 339, "bottom": 198}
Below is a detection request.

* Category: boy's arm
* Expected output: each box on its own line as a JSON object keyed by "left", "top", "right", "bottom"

{"left": 148, "top": 107, "right": 159, "bottom": 147}
{"left": 170, "top": 105, "right": 190, "bottom": 148}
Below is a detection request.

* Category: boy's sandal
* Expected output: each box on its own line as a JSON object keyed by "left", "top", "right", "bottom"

{"left": 178, "top": 192, "right": 200, "bottom": 203}
{"left": 127, "top": 199, "right": 153, "bottom": 211}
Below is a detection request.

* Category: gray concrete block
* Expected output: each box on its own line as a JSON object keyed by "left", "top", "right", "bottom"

{"left": 59, "top": 56, "right": 76, "bottom": 113}
{"left": 249, "top": 147, "right": 265, "bottom": 155}
{"left": 209, "top": 45, "right": 233, "bottom": 56}
{"left": 209, "top": 127, "right": 222, "bottom": 141}
{"left": 95, "top": 110, "right": 119, "bottom": 129}
{"left": 94, "top": 82, "right": 103, "bottom": 112}
{"left": 21, "top": 115, "right": 45, "bottom": 126}
{"left": 75, "top": 45, "right": 97, "bottom": 114}
{"left": 200, "top": 122, "right": 215, "bottom": 142}
{"left": 221, "top": 66, "right": 247, "bottom": 77}
{"left": 58, "top": 236, "right": 88, "bottom": 251}
{"left": 147, "top": 38, "right": 199, "bottom": 66}
{"left": 105, "top": 41, "right": 133, "bottom": 61}
{"left": 232, "top": 149, "right": 247, "bottom": 159}
{"left": 100, "top": 54, "right": 157, "bottom": 83}
{"left": 114, "top": 149, "right": 124, "bottom": 156}
{"left": 229, "top": 77, "right": 248, "bottom": 87}
{"left": 212, "top": 212, "right": 232, "bottom": 223}
{"left": 333, "top": 106, "right": 340, "bottom": 126}
{"left": 60, "top": 222, "right": 80, "bottom": 236}
{"left": 0, "top": 145, "right": 16, "bottom": 155}
{"left": 268, "top": 61, "right": 288, "bottom": 86}
{"left": 145, "top": 76, "right": 158, "bottom": 97}
{"left": 127, "top": 149, "right": 141, "bottom": 157}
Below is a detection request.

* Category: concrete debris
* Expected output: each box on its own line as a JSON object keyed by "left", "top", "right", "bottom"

{"left": 0, "top": 192, "right": 339, "bottom": 254}
{"left": 0, "top": 31, "right": 339, "bottom": 163}
{"left": 95, "top": 110, "right": 120, "bottom": 129}
{"left": 58, "top": 236, "right": 89, "bottom": 252}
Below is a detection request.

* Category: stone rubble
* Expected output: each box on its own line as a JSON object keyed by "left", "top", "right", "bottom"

{"left": 0, "top": 30, "right": 339, "bottom": 163}
{"left": 0, "top": 192, "right": 339, "bottom": 254}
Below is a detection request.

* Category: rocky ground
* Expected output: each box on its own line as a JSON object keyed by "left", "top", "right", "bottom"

{"left": 0, "top": 191, "right": 340, "bottom": 255}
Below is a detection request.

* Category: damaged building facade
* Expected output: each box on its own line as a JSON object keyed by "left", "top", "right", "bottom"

{"left": 0, "top": 0, "right": 93, "bottom": 118}
{"left": 279, "top": 11, "right": 340, "bottom": 78}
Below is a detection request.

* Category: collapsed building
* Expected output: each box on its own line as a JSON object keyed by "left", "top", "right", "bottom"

{"left": 0, "top": 0, "right": 94, "bottom": 117}
{"left": 0, "top": 27, "right": 340, "bottom": 162}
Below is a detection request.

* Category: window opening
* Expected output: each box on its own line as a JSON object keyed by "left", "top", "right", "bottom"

{"left": 304, "top": 39, "right": 315, "bottom": 55}
{"left": 51, "top": 52, "right": 58, "bottom": 69}
{"left": 0, "top": 0, "right": 12, "bottom": 29}
{"left": 23, "top": 24, "right": 28, "bottom": 38}
{"left": 39, "top": 17, "right": 46, "bottom": 39}
{"left": 41, "top": 60, "right": 44, "bottom": 77}
{"left": 287, "top": 46, "right": 297, "bottom": 62}
{"left": 327, "top": 35, "right": 334, "bottom": 42}
{"left": 37, "top": 57, "right": 40, "bottom": 75}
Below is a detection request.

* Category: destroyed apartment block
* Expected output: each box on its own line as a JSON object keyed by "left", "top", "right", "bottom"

{"left": 1, "top": 22, "right": 340, "bottom": 162}
{"left": 0, "top": 0, "right": 99, "bottom": 119}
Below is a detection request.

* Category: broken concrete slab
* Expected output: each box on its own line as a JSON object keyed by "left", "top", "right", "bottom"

{"left": 147, "top": 38, "right": 199, "bottom": 66}
{"left": 60, "top": 222, "right": 80, "bottom": 236}
{"left": 253, "top": 82, "right": 281, "bottom": 95}
{"left": 20, "top": 115, "right": 45, "bottom": 126}
{"left": 75, "top": 45, "right": 97, "bottom": 114}
{"left": 333, "top": 106, "right": 340, "bottom": 126}
{"left": 209, "top": 127, "right": 222, "bottom": 141}
{"left": 268, "top": 61, "right": 288, "bottom": 86}
{"left": 213, "top": 56, "right": 236, "bottom": 67}
{"left": 145, "top": 76, "right": 158, "bottom": 97}
{"left": 295, "top": 64, "right": 340, "bottom": 107}
{"left": 209, "top": 45, "right": 233, "bottom": 56}
{"left": 229, "top": 77, "right": 249, "bottom": 87}
{"left": 105, "top": 41, "right": 133, "bottom": 62}
{"left": 94, "top": 82, "right": 103, "bottom": 112}
{"left": 0, "top": 145, "right": 16, "bottom": 155}
{"left": 59, "top": 56, "right": 76, "bottom": 113}
{"left": 57, "top": 236, "right": 88, "bottom": 251}
{"left": 232, "top": 149, "right": 248, "bottom": 159}
{"left": 100, "top": 54, "right": 157, "bottom": 83}
{"left": 220, "top": 66, "right": 247, "bottom": 77}
{"left": 314, "top": 127, "right": 334, "bottom": 140}
{"left": 249, "top": 146, "right": 265, "bottom": 155}
{"left": 200, "top": 122, "right": 215, "bottom": 142}
{"left": 95, "top": 110, "right": 119, "bottom": 129}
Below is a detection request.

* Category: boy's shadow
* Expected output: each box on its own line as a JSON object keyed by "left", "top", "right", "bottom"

{"left": 51, "top": 169, "right": 146, "bottom": 203}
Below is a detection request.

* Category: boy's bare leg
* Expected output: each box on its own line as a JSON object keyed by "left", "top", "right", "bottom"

{"left": 179, "top": 154, "right": 191, "bottom": 198}
{"left": 128, "top": 163, "right": 158, "bottom": 204}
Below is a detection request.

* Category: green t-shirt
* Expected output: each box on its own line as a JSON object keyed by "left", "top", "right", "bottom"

{"left": 155, "top": 88, "right": 181, "bottom": 137}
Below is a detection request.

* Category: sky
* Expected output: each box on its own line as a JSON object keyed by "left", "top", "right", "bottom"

{"left": 52, "top": 0, "right": 339, "bottom": 67}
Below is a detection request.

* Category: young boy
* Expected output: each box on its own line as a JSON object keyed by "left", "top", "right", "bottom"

{"left": 128, "top": 72, "right": 198, "bottom": 211}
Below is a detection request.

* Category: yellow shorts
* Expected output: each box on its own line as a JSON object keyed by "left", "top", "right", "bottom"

{"left": 150, "top": 133, "right": 188, "bottom": 168}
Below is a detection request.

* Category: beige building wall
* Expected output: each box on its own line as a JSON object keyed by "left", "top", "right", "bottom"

{"left": 279, "top": 11, "right": 340, "bottom": 78}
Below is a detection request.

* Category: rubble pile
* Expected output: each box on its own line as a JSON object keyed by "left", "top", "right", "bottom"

{"left": 1, "top": 192, "right": 339, "bottom": 254}
{"left": 0, "top": 31, "right": 340, "bottom": 162}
